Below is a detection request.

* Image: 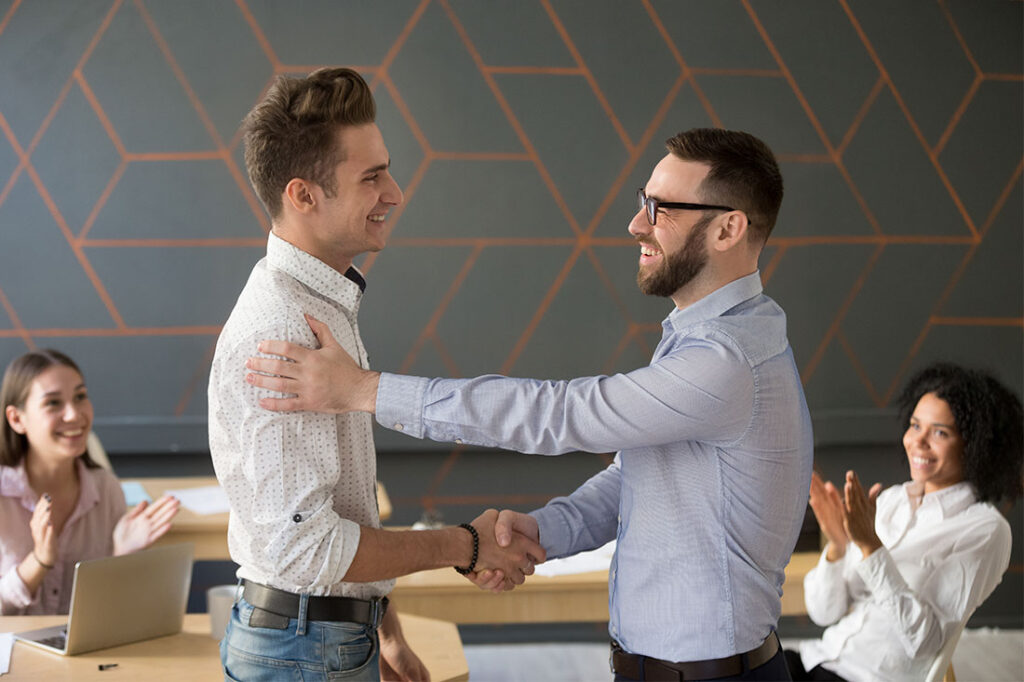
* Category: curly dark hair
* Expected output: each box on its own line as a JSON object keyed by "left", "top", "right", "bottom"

{"left": 897, "top": 362, "right": 1023, "bottom": 504}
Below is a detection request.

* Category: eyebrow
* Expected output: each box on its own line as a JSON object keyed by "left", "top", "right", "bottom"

{"left": 40, "top": 384, "right": 86, "bottom": 397}
{"left": 361, "top": 161, "right": 390, "bottom": 176}
{"left": 910, "top": 415, "right": 956, "bottom": 429}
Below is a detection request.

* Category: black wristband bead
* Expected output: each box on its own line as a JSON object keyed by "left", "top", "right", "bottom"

{"left": 454, "top": 523, "right": 479, "bottom": 575}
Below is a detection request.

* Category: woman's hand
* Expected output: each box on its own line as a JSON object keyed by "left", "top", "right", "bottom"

{"left": 29, "top": 493, "right": 57, "bottom": 567}
{"left": 112, "top": 494, "right": 180, "bottom": 556}
{"left": 809, "top": 472, "right": 848, "bottom": 561}
{"left": 843, "top": 471, "right": 883, "bottom": 558}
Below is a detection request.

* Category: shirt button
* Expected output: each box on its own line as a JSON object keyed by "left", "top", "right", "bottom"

{"left": 394, "top": 423, "right": 404, "bottom": 431}
{"left": 292, "top": 514, "right": 302, "bottom": 523}
{"left": 455, "top": 439, "right": 464, "bottom": 445}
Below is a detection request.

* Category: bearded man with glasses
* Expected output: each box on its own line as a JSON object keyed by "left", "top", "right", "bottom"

{"left": 245, "top": 128, "right": 812, "bottom": 681}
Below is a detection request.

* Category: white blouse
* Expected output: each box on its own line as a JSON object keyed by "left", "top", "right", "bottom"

{"left": 799, "top": 480, "right": 1011, "bottom": 682}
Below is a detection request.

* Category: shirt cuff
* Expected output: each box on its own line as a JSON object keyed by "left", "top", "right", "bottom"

{"left": 530, "top": 507, "right": 571, "bottom": 559}
{"left": 0, "top": 567, "right": 34, "bottom": 614}
{"left": 375, "top": 373, "right": 429, "bottom": 439}
{"left": 856, "top": 546, "right": 906, "bottom": 601}
{"left": 332, "top": 518, "right": 362, "bottom": 584}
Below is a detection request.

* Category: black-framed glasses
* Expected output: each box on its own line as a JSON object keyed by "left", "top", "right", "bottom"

{"left": 637, "top": 188, "right": 736, "bottom": 226}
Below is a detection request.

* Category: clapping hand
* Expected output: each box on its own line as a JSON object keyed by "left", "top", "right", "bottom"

{"left": 113, "top": 494, "right": 180, "bottom": 556}
{"left": 29, "top": 493, "right": 57, "bottom": 568}
{"left": 809, "top": 471, "right": 849, "bottom": 561}
{"left": 843, "top": 471, "right": 883, "bottom": 558}
{"left": 466, "top": 509, "right": 546, "bottom": 591}
{"left": 810, "top": 470, "right": 883, "bottom": 561}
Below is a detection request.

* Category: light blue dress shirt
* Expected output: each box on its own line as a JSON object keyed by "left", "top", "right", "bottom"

{"left": 376, "top": 272, "right": 813, "bottom": 662}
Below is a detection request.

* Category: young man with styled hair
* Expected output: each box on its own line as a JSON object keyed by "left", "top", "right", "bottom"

{"left": 209, "top": 68, "right": 543, "bottom": 681}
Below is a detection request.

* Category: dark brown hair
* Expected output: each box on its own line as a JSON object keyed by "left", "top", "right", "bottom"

{"left": 1, "top": 349, "right": 99, "bottom": 468}
{"left": 243, "top": 67, "right": 377, "bottom": 218}
{"left": 665, "top": 128, "right": 784, "bottom": 245}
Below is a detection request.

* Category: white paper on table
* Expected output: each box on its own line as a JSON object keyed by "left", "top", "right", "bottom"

{"left": 165, "top": 485, "right": 231, "bottom": 515}
{"left": 0, "top": 631, "right": 13, "bottom": 675}
{"left": 533, "top": 540, "right": 616, "bottom": 577}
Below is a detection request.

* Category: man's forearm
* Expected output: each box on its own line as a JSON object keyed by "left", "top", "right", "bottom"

{"left": 342, "top": 526, "right": 473, "bottom": 582}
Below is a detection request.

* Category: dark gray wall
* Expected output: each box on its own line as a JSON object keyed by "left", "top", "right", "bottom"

{"left": 1, "top": 0, "right": 1019, "bottom": 453}
{"left": 1, "top": 0, "right": 1020, "bottom": 452}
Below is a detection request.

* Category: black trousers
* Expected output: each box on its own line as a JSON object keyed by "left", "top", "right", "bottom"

{"left": 782, "top": 649, "right": 846, "bottom": 681}
{"left": 613, "top": 648, "right": 791, "bottom": 682}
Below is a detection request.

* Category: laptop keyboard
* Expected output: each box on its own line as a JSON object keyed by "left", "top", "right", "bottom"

{"left": 37, "top": 633, "right": 67, "bottom": 650}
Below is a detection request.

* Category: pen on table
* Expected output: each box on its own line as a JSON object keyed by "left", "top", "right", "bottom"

{"left": 98, "top": 663, "right": 118, "bottom": 671}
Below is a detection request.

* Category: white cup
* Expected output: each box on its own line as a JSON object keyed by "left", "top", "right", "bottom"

{"left": 207, "top": 584, "right": 238, "bottom": 640}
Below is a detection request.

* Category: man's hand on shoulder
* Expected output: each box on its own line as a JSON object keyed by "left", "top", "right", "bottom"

{"left": 246, "top": 314, "right": 379, "bottom": 413}
{"left": 465, "top": 509, "right": 545, "bottom": 593}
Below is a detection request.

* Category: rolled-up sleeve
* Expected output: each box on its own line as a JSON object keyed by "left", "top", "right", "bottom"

{"left": 0, "top": 567, "right": 33, "bottom": 615}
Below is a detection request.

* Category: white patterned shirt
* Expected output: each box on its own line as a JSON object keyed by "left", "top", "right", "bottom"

{"left": 799, "top": 481, "right": 1011, "bottom": 682}
{"left": 208, "top": 232, "right": 391, "bottom": 599}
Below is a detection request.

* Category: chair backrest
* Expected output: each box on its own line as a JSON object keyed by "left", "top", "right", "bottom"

{"left": 924, "top": 620, "right": 965, "bottom": 682}
{"left": 86, "top": 431, "right": 113, "bottom": 470}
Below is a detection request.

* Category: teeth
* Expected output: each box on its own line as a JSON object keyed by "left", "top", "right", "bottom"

{"left": 59, "top": 430, "right": 83, "bottom": 437}
{"left": 368, "top": 215, "right": 386, "bottom": 223}
{"left": 640, "top": 245, "right": 661, "bottom": 257}
{"left": 911, "top": 456, "right": 933, "bottom": 466}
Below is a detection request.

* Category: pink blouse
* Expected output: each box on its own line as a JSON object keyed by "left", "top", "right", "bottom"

{"left": 0, "top": 458, "right": 126, "bottom": 614}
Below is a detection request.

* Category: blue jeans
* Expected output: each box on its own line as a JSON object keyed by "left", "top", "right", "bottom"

{"left": 220, "top": 595, "right": 380, "bottom": 681}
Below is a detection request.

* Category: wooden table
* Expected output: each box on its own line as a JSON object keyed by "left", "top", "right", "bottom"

{"left": 0, "top": 612, "right": 467, "bottom": 681}
{"left": 391, "top": 551, "right": 820, "bottom": 624}
{"left": 133, "top": 477, "right": 391, "bottom": 561}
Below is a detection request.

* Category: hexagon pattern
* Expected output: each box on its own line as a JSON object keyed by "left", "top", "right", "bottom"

{"left": 0, "top": 0, "right": 1020, "bottom": 461}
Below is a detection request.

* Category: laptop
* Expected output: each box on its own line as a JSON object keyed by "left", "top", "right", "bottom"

{"left": 14, "top": 543, "right": 193, "bottom": 655}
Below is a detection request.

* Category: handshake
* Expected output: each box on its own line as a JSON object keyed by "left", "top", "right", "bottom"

{"left": 463, "top": 509, "right": 546, "bottom": 592}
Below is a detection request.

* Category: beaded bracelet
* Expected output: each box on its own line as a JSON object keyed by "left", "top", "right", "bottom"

{"left": 454, "top": 523, "right": 479, "bottom": 575}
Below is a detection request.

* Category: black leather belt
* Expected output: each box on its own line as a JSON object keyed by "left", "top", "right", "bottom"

{"left": 242, "top": 580, "right": 388, "bottom": 628}
{"left": 610, "top": 632, "right": 779, "bottom": 681}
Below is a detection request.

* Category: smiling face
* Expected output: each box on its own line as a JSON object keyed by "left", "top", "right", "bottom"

{"left": 903, "top": 392, "right": 966, "bottom": 494}
{"left": 5, "top": 365, "right": 92, "bottom": 466}
{"left": 303, "top": 122, "right": 404, "bottom": 271}
{"left": 629, "top": 155, "right": 714, "bottom": 303}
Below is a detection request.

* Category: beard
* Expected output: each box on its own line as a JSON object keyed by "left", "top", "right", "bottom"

{"left": 636, "top": 215, "right": 710, "bottom": 298}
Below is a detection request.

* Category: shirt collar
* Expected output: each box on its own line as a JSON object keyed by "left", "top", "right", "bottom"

{"left": 0, "top": 462, "right": 30, "bottom": 502}
{"left": 903, "top": 479, "right": 976, "bottom": 520}
{"left": 266, "top": 232, "right": 367, "bottom": 313}
{"left": 665, "top": 271, "right": 763, "bottom": 332}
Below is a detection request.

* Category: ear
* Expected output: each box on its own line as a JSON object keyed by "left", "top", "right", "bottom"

{"left": 283, "top": 178, "right": 317, "bottom": 214}
{"left": 5, "top": 404, "right": 26, "bottom": 435}
{"left": 710, "top": 211, "right": 750, "bottom": 253}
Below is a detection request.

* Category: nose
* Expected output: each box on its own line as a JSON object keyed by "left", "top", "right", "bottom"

{"left": 62, "top": 402, "right": 83, "bottom": 423}
{"left": 382, "top": 173, "right": 403, "bottom": 207}
{"left": 908, "top": 427, "right": 928, "bottom": 449}
{"left": 628, "top": 208, "right": 650, "bottom": 238}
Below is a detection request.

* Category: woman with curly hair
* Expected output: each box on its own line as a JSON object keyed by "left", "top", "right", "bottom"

{"left": 0, "top": 349, "right": 180, "bottom": 615}
{"left": 785, "top": 362, "right": 1022, "bottom": 681}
